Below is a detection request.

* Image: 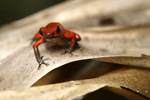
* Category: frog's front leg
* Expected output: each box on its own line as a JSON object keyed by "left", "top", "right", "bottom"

{"left": 33, "top": 38, "right": 49, "bottom": 69}
{"left": 61, "top": 37, "right": 75, "bottom": 55}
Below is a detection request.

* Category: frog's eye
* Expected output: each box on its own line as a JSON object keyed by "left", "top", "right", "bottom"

{"left": 56, "top": 26, "right": 60, "bottom": 33}
{"left": 39, "top": 30, "right": 43, "bottom": 36}
{"left": 39, "top": 27, "right": 46, "bottom": 36}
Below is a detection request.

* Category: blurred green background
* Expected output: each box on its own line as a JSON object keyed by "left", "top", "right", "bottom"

{"left": 0, "top": 0, "right": 64, "bottom": 26}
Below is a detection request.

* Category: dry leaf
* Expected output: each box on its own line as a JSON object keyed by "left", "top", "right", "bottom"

{"left": 0, "top": 67, "right": 149, "bottom": 100}
{"left": 0, "top": 0, "right": 150, "bottom": 99}
{"left": 0, "top": 25, "right": 150, "bottom": 91}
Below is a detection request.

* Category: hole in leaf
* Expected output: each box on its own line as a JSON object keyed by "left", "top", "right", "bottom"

{"left": 99, "top": 17, "right": 115, "bottom": 26}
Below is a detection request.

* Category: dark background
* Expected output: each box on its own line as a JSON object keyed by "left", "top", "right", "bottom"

{"left": 0, "top": 0, "right": 64, "bottom": 26}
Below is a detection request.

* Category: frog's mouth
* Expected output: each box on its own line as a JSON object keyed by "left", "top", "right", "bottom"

{"left": 45, "top": 37, "right": 60, "bottom": 43}
{"left": 44, "top": 36, "right": 60, "bottom": 39}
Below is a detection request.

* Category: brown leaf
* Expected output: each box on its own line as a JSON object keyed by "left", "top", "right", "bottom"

{"left": 0, "top": 25, "right": 150, "bottom": 91}
{"left": 0, "top": 67, "right": 149, "bottom": 100}
{"left": 0, "top": 0, "right": 150, "bottom": 99}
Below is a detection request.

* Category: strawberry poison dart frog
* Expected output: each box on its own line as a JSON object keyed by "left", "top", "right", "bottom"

{"left": 33, "top": 22, "right": 81, "bottom": 69}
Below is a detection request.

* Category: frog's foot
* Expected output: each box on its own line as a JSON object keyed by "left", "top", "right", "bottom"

{"left": 61, "top": 48, "right": 73, "bottom": 56}
{"left": 38, "top": 56, "right": 49, "bottom": 70}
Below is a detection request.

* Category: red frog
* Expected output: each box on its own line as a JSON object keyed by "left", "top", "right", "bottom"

{"left": 33, "top": 22, "right": 81, "bottom": 69}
